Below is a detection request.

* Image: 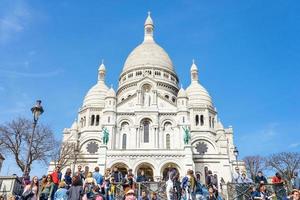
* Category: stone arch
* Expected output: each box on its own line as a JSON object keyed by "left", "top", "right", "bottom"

{"left": 79, "top": 139, "right": 101, "bottom": 154}
{"left": 159, "top": 161, "right": 181, "bottom": 180}
{"left": 79, "top": 137, "right": 101, "bottom": 150}
{"left": 159, "top": 117, "right": 176, "bottom": 128}
{"left": 134, "top": 162, "right": 155, "bottom": 182}
{"left": 120, "top": 121, "right": 130, "bottom": 131}
{"left": 191, "top": 135, "right": 218, "bottom": 151}
{"left": 117, "top": 117, "right": 133, "bottom": 128}
{"left": 109, "top": 162, "right": 130, "bottom": 177}
{"left": 137, "top": 78, "right": 157, "bottom": 91}
{"left": 192, "top": 138, "right": 217, "bottom": 155}
{"left": 137, "top": 116, "right": 154, "bottom": 125}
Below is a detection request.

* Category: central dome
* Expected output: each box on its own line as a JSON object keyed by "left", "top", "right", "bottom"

{"left": 123, "top": 41, "right": 174, "bottom": 72}
{"left": 122, "top": 12, "right": 175, "bottom": 74}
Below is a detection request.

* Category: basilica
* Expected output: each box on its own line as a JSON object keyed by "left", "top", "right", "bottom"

{"left": 55, "top": 13, "right": 240, "bottom": 183}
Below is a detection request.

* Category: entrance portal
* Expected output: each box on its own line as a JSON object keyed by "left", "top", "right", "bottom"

{"left": 111, "top": 162, "right": 129, "bottom": 177}
{"left": 136, "top": 163, "right": 154, "bottom": 182}
{"left": 161, "top": 163, "right": 180, "bottom": 181}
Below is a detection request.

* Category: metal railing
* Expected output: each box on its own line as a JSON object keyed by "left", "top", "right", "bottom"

{"left": 223, "top": 183, "right": 288, "bottom": 200}
{"left": 113, "top": 181, "right": 167, "bottom": 200}
{"left": 111, "top": 182, "right": 289, "bottom": 200}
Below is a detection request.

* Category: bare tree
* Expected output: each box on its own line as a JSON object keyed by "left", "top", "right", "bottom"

{"left": 51, "top": 140, "right": 87, "bottom": 174}
{"left": 0, "top": 117, "right": 56, "bottom": 173}
{"left": 243, "top": 155, "right": 265, "bottom": 180}
{"left": 52, "top": 142, "right": 77, "bottom": 170}
{"left": 265, "top": 152, "right": 300, "bottom": 188}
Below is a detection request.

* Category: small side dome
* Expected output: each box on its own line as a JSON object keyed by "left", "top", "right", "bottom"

{"left": 71, "top": 120, "right": 78, "bottom": 130}
{"left": 83, "top": 82, "right": 109, "bottom": 107}
{"left": 106, "top": 87, "right": 116, "bottom": 98}
{"left": 186, "top": 82, "right": 213, "bottom": 107}
{"left": 177, "top": 87, "right": 187, "bottom": 98}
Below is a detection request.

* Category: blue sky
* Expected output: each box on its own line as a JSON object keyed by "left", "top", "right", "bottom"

{"left": 0, "top": 0, "right": 299, "bottom": 176}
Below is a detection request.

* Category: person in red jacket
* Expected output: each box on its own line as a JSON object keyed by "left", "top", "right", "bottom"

{"left": 272, "top": 172, "right": 284, "bottom": 184}
{"left": 51, "top": 165, "right": 62, "bottom": 199}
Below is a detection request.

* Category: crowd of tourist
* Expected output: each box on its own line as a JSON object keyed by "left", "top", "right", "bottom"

{"left": 1, "top": 165, "right": 299, "bottom": 200}
{"left": 15, "top": 165, "right": 225, "bottom": 200}
{"left": 232, "top": 167, "right": 300, "bottom": 200}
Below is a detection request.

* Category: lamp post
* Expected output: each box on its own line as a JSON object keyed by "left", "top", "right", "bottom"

{"left": 72, "top": 140, "right": 80, "bottom": 176}
{"left": 233, "top": 146, "right": 239, "bottom": 169}
{"left": 23, "top": 100, "right": 44, "bottom": 177}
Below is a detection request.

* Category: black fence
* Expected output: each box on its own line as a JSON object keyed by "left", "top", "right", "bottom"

{"left": 223, "top": 183, "right": 288, "bottom": 200}
{"left": 114, "top": 181, "right": 167, "bottom": 200}
{"left": 113, "top": 182, "right": 289, "bottom": 200}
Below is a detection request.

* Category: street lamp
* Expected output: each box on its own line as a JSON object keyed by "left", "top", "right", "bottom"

{"left": 72, "top": 140, "right": 80, "bottom": 176}
{"left": 23, "top": 100, "right": 44, "bottom": 177}
{"left": 233, "top": 146, "right": 239, "bottom": 169}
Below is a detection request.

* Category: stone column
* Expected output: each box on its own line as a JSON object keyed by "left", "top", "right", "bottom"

{"left": 137, "top": 90, "right": 142, "bottom": 105}
{"left": 137, "top": 127, "right": 140, "bottom": 148}
{"left": 97, "top": 145, "right": 108, "bottom": 174}
{"left": 161, "top": 128, "right": 165, "bottom": 149}
{"left": 135, "top": 127, "right": 138, "bottom": 148}
{"left": 152, "top": 90, "right": 157, "bottom": 105}
{"left": 183, "top": 145, "right": 195, "bottom": 173}
{"left": 115, "top": 130, "right": 119, "bottom": 149}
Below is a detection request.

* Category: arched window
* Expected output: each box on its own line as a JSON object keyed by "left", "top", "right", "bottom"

{"left": 122, "top": 134, "right": 127, "bottom": 149}
{"left": 96, "top": 115, "right": 100, "bottom": 126}
{"left": 200, "top": 115, "right": 204, "bottom": 126}
{"left": 172, "top": 97, "right": 176, "bottom": 103}
{"left": 83, "top": 116, "right": 86, "bottom": 126}
{"left": 209, "top": 116, "right": 212, "bottom": 128}
{"left": 165, "top": 95, "right": 169, "bottom": 99}
{"left": 121, "top": 122, "right": 129, "bottom": 130}
{"left": 80, "top": 118, "right": 83, "bottom": 127}
{"left": 143, "top": 120, "right": 150, "bottom": 143}
{"left": 212, "top": 118, "right": 215, "bottom": 128}
{"left": 91, "top": 115, "right": 95, "bottom": 126}
{"left": 182, "top": 116, "right": 185, "bottom": 123}
{"left": 164, "top": 122, "right": 172, "bottom": 131}
{"left": 108, "top": 116, "right": 110, "bottom": 123}
{"left": 195, "top": 115, "right": 199, "bottom": 126}
{"left": 166, "top": 134, "right": 170, "bottom": 149}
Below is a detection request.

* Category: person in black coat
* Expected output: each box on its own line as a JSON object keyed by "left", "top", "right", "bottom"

{"left": 136, "top": 170, "right": 147, "bottom": 182}
{"left": 254, "top": 171, "right": 268, "bottom": 184}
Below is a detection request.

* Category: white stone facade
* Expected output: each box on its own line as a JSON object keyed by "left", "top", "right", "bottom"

{"left": 55, "top": 13, "right": 240, "bottom": 183}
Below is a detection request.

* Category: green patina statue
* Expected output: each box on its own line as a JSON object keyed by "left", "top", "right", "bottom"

{"left": 102, "top": 127, "right": 109, "bottom": 145}
{"left": 182, "top": 126, "right": 191, "bottom": 145}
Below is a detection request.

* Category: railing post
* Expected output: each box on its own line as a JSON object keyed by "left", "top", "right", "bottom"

{"left": 138, "top": 182, "right": 141, "bottom": 198}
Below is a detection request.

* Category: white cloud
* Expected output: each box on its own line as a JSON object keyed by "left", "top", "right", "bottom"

{"left": 289, "top": 143, "right": 300, "bottom": 148}
{"left": 0, "top": 69, "right": 64, "bottom": 78}
{"left": 0, "top": 1, "right": 31, "bottom": 44}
